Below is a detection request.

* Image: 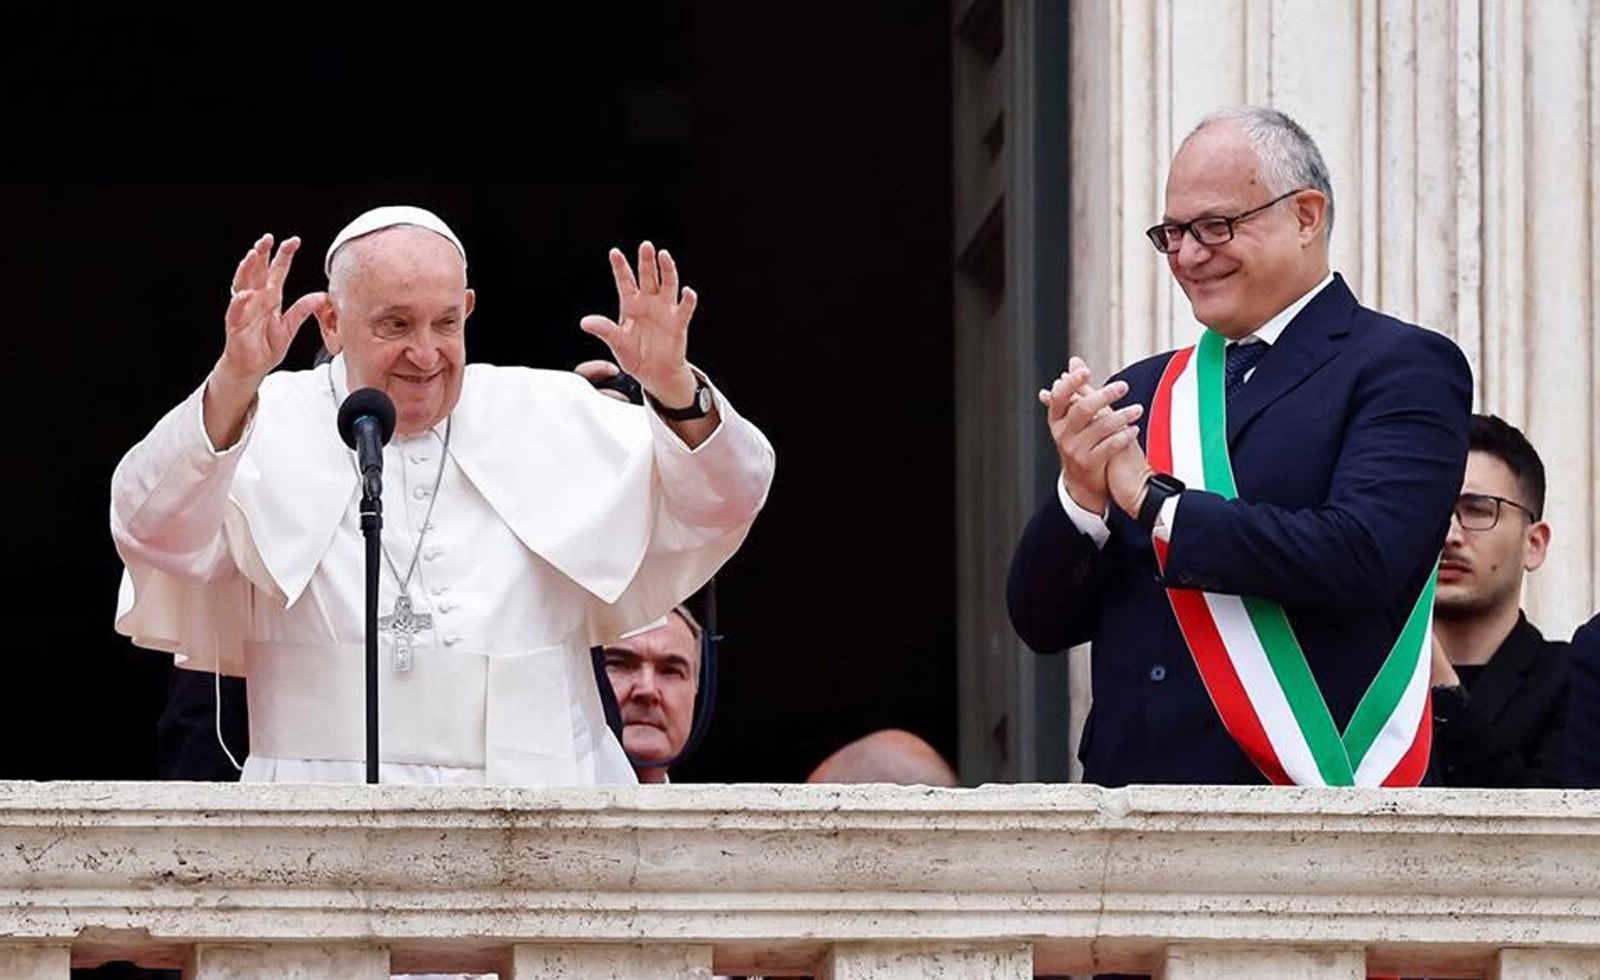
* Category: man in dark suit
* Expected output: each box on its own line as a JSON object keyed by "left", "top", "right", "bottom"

{"left": 155, "top": 669, "right": 249, "bottom": 781}
{"left": 1429, "top": 415, "right": 1568, "bottom": 787}
{"left": 1566, "top": 614, "right": 1600, "bottom": 788}
{"left": 1007, "top": 105, "right": 1472, "bottom": 787}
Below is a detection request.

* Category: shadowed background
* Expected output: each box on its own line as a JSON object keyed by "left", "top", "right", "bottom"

{"left": 2, "top": 3, "right": 954, "bottom": 784}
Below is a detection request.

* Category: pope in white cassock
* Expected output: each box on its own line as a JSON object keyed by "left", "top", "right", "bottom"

{"left": 110, "top": 206, "right": 775, "bottom": 786}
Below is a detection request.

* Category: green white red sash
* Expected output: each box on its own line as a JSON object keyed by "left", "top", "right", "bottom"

{"left": 1145, "top": 330, "right": 1435, "bottom": 787}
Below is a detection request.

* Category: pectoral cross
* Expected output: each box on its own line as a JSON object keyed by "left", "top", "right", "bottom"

{"left": 377, "top": 594, "right": 432, "bottom": 672}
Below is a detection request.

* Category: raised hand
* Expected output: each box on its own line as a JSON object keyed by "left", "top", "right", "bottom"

{"left": 204, "top": 234, "right": 326, "bottom": 448}
{"left": 579, "top": 241, "right": 700, "bottom": 408}
{"left": 1038, "top": 357, "right": 1146, "bottom": 516}
{"left": 218, "top": 234, "right": 325, "bottom": 386}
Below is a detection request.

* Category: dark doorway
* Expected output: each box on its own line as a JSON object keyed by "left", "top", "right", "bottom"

{"left": 2, "top": 4, "right": 954, "bottom": 785}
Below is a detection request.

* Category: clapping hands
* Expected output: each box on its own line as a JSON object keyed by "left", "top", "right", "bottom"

{"left": 1038, "top": 356, "right": 1151, "bottom": 518}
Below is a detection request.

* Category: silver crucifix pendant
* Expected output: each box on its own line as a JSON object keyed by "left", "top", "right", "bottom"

{"left": 377, "top": 594, "right": 433, "bottom": 672}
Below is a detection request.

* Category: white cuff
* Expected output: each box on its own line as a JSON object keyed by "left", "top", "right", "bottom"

{"left": 1151, "top": 492, "right": 1181, "bottom": 544}
{"left": 1056, "top": 474, "right": 1110, "bottom": 548}
{"left": 195, "top": 380, "right": 256, "bottom": 457}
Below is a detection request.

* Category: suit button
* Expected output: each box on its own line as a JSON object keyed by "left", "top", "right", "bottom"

{"left": 1149, "top": 665, "right": 1167, "bottom": 682}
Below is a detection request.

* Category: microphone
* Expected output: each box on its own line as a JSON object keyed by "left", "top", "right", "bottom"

{"left": 337, "top": 388, "right": 397, "bottom": 500}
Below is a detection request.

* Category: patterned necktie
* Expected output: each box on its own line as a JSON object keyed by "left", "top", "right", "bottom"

{"left": 1224, "top": 341, "right": 1269, "bottom": 405}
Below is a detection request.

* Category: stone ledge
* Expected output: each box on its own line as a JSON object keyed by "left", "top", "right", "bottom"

{"left": 2, "top": 782, "right": 1596, "bottom": 975}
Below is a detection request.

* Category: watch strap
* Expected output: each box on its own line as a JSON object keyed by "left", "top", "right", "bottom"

{"left": 1137, "top": 474, "right": 1184, "bottom": 531}
{"left": 647, "top": 376, "right": 712, "bottom": 421}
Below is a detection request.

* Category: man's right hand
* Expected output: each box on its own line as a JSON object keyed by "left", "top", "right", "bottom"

{"left": 1429, "top": 633, "right": 1461, "bottom": 689}
{"left": 574, "top": 359, "right": 637, "bottom": 402}
{"left": 1038, "top": 356, "right": 1144, "bottom": 516}
{"left": 204, "top": 234, "right": 325, "bottom": 449}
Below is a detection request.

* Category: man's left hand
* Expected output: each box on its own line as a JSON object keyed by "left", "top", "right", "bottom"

{"left": 580, "top": 241, "right": 700, "bottom": 408}
{"left": 1106, "top": 434, "right": 1153, "bottom": 520}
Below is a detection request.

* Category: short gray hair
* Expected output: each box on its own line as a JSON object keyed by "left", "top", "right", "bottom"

{"left": 1190, "top": 106, "right": 1334, "bottom": 238}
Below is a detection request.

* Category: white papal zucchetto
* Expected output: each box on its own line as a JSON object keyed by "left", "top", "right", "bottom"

{"left": 323, "top": 205, "right": 468, "bottom": 276}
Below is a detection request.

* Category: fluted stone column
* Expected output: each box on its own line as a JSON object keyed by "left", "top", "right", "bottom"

{"left": 1156, "top": 944, "right": 1364, "bottom": 980}
{"left": 503, "top": 944, "right": 713, "bottom": 980}
{"left": 1481, "top": 0, "right": 1597, "bottom": 634}
{"left": 185, "top": 943, "right": 387, "bottom": 980}
{"left": 0, "top": 945, "right": 69, "bottom": 980}
{"left": 819, "top": 942, "right": 1032, "bottom": 980}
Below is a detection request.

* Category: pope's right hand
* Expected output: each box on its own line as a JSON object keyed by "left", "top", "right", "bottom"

{"left": 204, "top": 234, "right": 327, "bottom": 449}
{"left": 216, "top": 234, "right": 325, "bottom": 388}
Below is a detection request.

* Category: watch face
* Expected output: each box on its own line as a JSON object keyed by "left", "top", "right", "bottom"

{"left": 696, "top": 384, "right": 712, "bottom": 412}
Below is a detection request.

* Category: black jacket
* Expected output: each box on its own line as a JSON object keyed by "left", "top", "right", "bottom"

{"left": 1431, "top": 614, "right": 1569, "bottom": 788}
{"left": 1565, "top": 614, "right": 1600, "bottom": 789}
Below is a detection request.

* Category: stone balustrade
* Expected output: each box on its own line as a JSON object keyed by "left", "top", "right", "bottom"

{"left": 2, "top": 782, "right": 1597, "bottom": 978}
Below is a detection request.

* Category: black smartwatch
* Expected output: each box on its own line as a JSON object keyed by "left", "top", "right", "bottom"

{"left": 647, "top": 376, "right": 714, "bottom": 421}
{"left": 1136, "top": 472, "right": 1186, "bottom": 531}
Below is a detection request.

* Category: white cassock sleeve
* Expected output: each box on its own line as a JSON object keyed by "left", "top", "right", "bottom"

{"left": 586, "top": 374, "right": 776, "bottom": 642}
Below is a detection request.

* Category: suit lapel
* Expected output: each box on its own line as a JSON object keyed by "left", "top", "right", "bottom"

{"left": 1226, "top": 275, "right": 1356, "bottom": 444}
{"left": 1470, "top": 615, "right": 1542, "bottom": 722}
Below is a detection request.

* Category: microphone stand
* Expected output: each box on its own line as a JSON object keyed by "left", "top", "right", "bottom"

{"left": 360, "top": 472, "right": 383, "bottom": 784}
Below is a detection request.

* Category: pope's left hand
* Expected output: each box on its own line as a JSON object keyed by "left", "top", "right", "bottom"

{"left": 580, "top": 241, "right": 700, "bottom": 407}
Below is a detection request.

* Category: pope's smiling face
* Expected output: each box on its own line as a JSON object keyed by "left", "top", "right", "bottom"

{"left": 1162, "top": 122, "right": 1326, "bottom": 339}
{"left": 321, "top": 226, "right": 475, "bottom": 437}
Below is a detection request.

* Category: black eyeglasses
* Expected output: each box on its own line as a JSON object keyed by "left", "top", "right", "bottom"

{"left": 1453, "top": 492, "right": 1538, "bottom": 531}
{"left": 1144, "top": 188, "right": 1308, "bottom": 254}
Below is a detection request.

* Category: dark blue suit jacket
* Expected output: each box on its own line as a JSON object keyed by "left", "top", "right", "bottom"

{"left": 1007, "top": 275, "right": 1473, "bottom": 786}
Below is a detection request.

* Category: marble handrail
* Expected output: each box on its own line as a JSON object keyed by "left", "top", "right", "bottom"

{"left": 1, "top": 782, "right": 1597, "bottom": 978}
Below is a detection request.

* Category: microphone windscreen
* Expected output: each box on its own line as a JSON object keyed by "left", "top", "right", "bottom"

{"left": 337, "top": 387, "right": 397, "bottom": 449}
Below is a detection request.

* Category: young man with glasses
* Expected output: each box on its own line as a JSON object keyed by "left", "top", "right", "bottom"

{"left": 1429, "top": 415, "right": 1569, "bottom": 787}
{"left": 1008, "top": 105, "right": 1472, "bottom": 790}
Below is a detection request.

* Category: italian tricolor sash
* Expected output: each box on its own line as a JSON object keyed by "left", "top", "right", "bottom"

{"left": 1145, "top": 331, "right": 1436, "bottom": 787}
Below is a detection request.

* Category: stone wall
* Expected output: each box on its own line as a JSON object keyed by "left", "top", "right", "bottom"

{"left": 2, "top": 782, "right": 1597, "bottom": 977}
